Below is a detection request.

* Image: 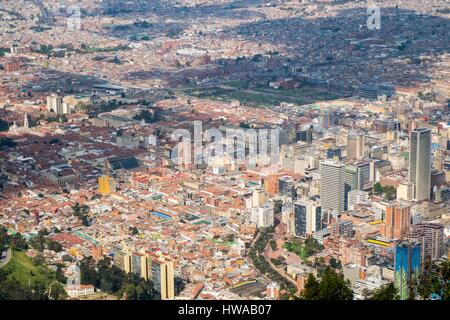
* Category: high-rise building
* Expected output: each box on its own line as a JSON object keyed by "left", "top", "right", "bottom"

{"left": 345, "top": 162, "right": 371, "bottom": 191}
{"left": 293, "top": 199, "right": 322, "bottom": 237}
{"left": 123, "top": 253, "right": 132, "bottom": 274}
{"left": 347, "top": 133, "right": 365, "bottom": 160}
{"left": 345, "top": 161, "right": 371, "bottom": 209}
{"left": 113, "top": 247, "right": 125, "bottom": 271}
{"left": 47, "top": 94, "right": 64, "bottom": 114}
{"left": 131, "top": 252, "right": 143, "bottom": 276}
{"left": 151, "top": 258, "right": 175, "bottom": 300}
{"left": 394, "top": 241, "right": 421, "bottom": 300}
{"left": 251, "top": 204, "right": 274, "bottom": 228}
{"left": 407, "top": 223, "right": 444, "bottom": 262}
{"left": 382, "top": 203, "right": 411, "bottom": 240}
{"left": 331, "top": 220, "right": 353, "bottom": 238}
{"left": 347, "top": 190, "right": 369, "bottom": 210}
{"left": 278, "top": 176, "right": 296, "bottom": 199}
{"left": 98, "top": 175, "right": 116, "bottom": 195}
{"left": 320, "top": 160, "right": 345, "bottom": 213}
{"left": 296, "top": 126, "right": 313, "bottom": 143}
{"left": 409, "top": 128, "right": 431, "bottom": 201}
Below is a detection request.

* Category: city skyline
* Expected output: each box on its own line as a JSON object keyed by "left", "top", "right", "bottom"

{"left": 0, "top": 0, "right": 449, "bottom": 304}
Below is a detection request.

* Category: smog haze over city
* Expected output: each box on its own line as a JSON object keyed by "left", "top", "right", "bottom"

{"left": 0, "top": 0, "right": 449, "bottom": 309}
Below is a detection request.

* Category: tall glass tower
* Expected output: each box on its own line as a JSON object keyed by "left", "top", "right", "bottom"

{"left": 409, "top": 128, "right": 431, "bottom": 201}
{"left": 394, "top": 241, "right": 421, "bottom": 300}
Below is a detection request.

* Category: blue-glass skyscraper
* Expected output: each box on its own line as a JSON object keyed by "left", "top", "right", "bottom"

{"left": 394, "top": 241, "right": 421, "bottom": 300}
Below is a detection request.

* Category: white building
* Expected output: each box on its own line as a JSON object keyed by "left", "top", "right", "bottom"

{"left": 250, "top": 203, "right": 274, "bottom": 228}
{"left": 66, "top": 285, "right": 95, "bottom": 297}
{"left": 348, "top": 190, "right": 370, "bottom": 210}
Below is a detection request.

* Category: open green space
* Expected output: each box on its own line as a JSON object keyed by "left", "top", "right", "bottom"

{"left": 3, "top": 250, "right": 56, "bottom": 286}
{"left": 283, "top": 238, "right": 324, "bottom": 260}
{"left": 182, "top": 83, "right": 345, "bottom": 108}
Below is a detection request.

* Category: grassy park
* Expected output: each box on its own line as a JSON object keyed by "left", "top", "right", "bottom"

{"left": 3, "top": 250, "right": 56, "bottom": 287}
{"left": 182, "top": 82, "right": 345, "bottom": 108}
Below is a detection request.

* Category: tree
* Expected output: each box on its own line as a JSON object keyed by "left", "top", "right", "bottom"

{"left": 129, "top": 227, "right": 139, "bottom": 236}
{"left": 382, "top": 185, "right": 397, "bottom": 201}
{"left": 0, "top": 119, "right": 9, "bottom": 131}
{"left": 122, "top": 284, "right": 137, "bottom": 300}
{"left": 56, "top": 265, "right": 67, "bottom": 283}
{"left": 49, "top": 282, "right": 68, "bottom": 300}
{"left": 369, "top": 282, "right": 399, "bottom": 300}
{"left": 0, "top": 137, "right": 17, "bottom": 150}
{"left": 419, "top": 259, "right": 450, "bottom": 300}
{"left": 373, "top": 182, "right": 382, "bottom": 196}
{"left": 269, "top": 240, "right": 277, "bottom": 250}
{"left": 296, "top": 268, "right": 353, "bottom": 300}
{"left": 329, "top": 257, "right": 340, "bottom": 269}
{"left": 299, "top": 273, "right": 320, "bottom": 299}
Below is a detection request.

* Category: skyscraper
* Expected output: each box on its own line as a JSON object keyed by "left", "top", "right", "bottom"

{"left": 345, "top": 161, "right": 370, "bottom": 210}
{"left": 294, "top": 199, "right": 322, "bottom": 237}
{"left": 278, "top": 175, "right": 297, "bottom": 199}
{"left": 320, "top": 160, "right": 345, "bottom": 213}
{"left": 46, "top": 94, "right": 64, "bottom": 114}
{"left": 151, "top": 258, "right": 175, "bottom": 300}
{"left": 382, "top": 202, "right": 411, "bottom": 240}
{"left": 409, "top": 128, "right": 431, "bottom": 201}
{"left": 250, "top": 204, "right": 274, "bottom": 228}
{"left": 394, "top": 241, "right": 421, "bottom": 300}
{"left": 407, "top": 223, "right": 444, "bottom": 262}
{"left": 347, "top": 132, "right": 365, "bottom": 160}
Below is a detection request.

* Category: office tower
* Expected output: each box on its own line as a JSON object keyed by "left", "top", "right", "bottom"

{"left": 407, "top": 223, "right": 444, "bottom": 262}
{"left": 322, "top": 110, "right": 337, "bottom": 129}
{"left": 394, "top": 241, "right": 421, "bottom": 300}
{"left": 296, "top": 125, "right": 313, "bottom": 143}
{"left": 98, "top": 175, "right": 116, "bottom": 195}
{"left": 140, "top": 254, "right": 151, "bottom": 281}
{"left": 113, "top": 248, "right": 125, "bottom": 271}
{"left": 123, "top": 253, "right": 132, "bottom": 274}
{"left": 409, "top": 128, "right": 431, "bottom": 201}
{"left": 320, "top": 160, "right": 345, "bottom": 213}
{"left": 434, "top": 149, "right": 444, "bottom": 171}
{"left": 278, "top": 176, "right": 297, "bottom": 199}
{"left": 347, "top": 190, "right": 369, "bottom": 210}
{"left": 382, "top": 203, "right": 411, "bottom": 240}
{"left": 294, "top": 199, "right": 322, "bottom": 237}
{"left": 281, "top": 202, "right": 295, "bottom": 235}
{"left": 345, "top": 162, "right": 371, "bottom": 191}
{"left": 152, "top": 258, "right": 175, "bottom": 300}
{"left": 347, "top": 133, "right": 365, "bottom": 160}
{"left": 131, "top": 252, "right": 143, "bottom": 276}
{"left": 345, "top": 161, "right": 370, "bottom": 209}
{"left": 46, "top": 94, "right": 64, "bottom": 114}
{"left": 251, "top": 204, "right": 274, "bottom": 228}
